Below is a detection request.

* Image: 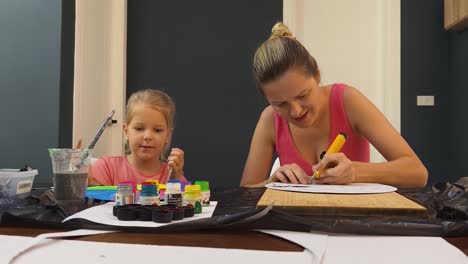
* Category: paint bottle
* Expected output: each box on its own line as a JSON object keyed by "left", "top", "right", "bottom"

{"left": 183, "top": 185, "right": 202, "bottom": 214}
{"left": 166, "top": 180, "right": 182, "bottom": 207}
{"left": 115, "top": 183, "right": 134, "bottom": 206}
{"left": 136, "top": 184, "right": 142, "bottom": 203}
{"left": 158, "top": 184, "right": 166, "bottom": 203}
{"left": 194, "top": 180, "right": 210, "bottom": 206}
{"left": 180, "top": 181, "right": 191, "bottom": 200}
{"left": 139, "top": 182, "right": 160, "bottom": 206}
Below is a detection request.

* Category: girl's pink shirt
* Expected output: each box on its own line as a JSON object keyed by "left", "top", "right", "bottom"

{"left": 90, "top": 155, "right": 187, "bottom": 185}
{"left": 274, "top": 83, "right": 370, "bottom": 175}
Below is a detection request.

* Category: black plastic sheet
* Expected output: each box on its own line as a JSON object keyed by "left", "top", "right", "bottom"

{"left": 1, "top": 180, "right": 468, "bottom": 237}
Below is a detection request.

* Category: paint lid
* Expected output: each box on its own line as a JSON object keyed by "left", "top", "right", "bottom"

{"left": 194, "top": 181, "right": 210, "bottom": 191}
{"left": 180, "top": 181, "right": 191, "bottom": 192}
{"left": 166, "top": 182, "right": 181, "bottom": 193}
{"left": 168, "top": 179, "right": 181, "bottom": 183}
{"left": 120, "top": 181, "right": 136, "bottom": 193}
{"left": 145, "top": 179, "right": 159, "bottom": 185}
{"left": 158, "top": 184, "right": 166, "bottom": 191}
{"left": 117, "top": 183, "right": 134, "bottom": 192}
{"left": 185, "top": 185, "right": 201, "bottom": 193}
{"left": 141, "top": 183, "right": 158, "bottom": 196}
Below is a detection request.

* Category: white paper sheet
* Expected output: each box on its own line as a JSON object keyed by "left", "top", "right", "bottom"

{"left": 258, "top": 229, "right": 328, "bottom": 263}
{"left": 63, "top": 201, "right": 217, "bottom": 227}
{"left": 325, "top": 235, "right": 468, "bottom": 264}
{"left": 259, "top": 230, "right": 468, "bottom": 264}
{"left": 7, "top": 229, "right": 117, "bottom": 264}
{"left": 265, "top": 182, "right": 397, "bottom": 194}
{"left": 0, "top": 235, "right": 312, "bottom": 264}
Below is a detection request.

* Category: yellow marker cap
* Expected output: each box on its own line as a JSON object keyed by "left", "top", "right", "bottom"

{"left": 313, "top": 132, "right": 348, "bottom": 179}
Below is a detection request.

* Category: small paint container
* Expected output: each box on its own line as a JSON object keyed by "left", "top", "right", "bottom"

{"left": 166, "top": 180, "right": 183, "bottom": 207}
{"left": 184, "top": 185, "right": 202, "bottom": 214}
{"left": 152, "top": 210, "right": 173, "bottom": 223}
{"left": 135, "top": 208, "right": 153, "bottom": 221}
{"left": 114, "top": 204, "right": 139, "bottom": 216}
{"left": 181, "top": 206, "right": 195, "bottom": 217}
{"left": 167, "top": 207, "right": 185, "bottom": 220}
{"left": 113, "top": 205, "right": 119, "bottom": 216}
{"left": 117, "top": 208, "right": 138, "bottom": 221}
{"left": 194, "top": 181, "right": 210, "bottom": 207}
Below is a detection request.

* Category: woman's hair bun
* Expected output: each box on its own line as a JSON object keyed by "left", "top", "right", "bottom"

{"left": 269, "top": 22, "right": 295, "bottom": 40}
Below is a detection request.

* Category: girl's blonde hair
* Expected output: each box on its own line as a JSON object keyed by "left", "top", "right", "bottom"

{"left": 125, "top": 89, "right": 176, "bottom": 159}
{"left": 126, "top": 89, "right": 175, "bottom": 128}
{"left": 253, "top": 22, "right": 320, "bottom": 94}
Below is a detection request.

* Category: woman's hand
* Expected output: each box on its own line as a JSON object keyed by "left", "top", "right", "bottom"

{"left": 269, "top": 163, "right": 311, "bottom": 184}
{"left": 313, "top": 153, "right": 355, "bottom": 184}
{"left": 167, "top": 148, "right": 185, "bottom": 179}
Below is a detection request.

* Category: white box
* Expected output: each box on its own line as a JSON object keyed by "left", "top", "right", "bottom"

{"left": 0, "top": 169, "right": 38, "bottom": 199}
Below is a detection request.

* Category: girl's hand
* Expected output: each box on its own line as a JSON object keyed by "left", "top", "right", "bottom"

{"left": 167, "top": 148, "right": 184, "bottom": 179}
{"left": 313, "top": 153, "right": 355, "bottom": 184}
{"left": 269, "top": 163, "right": 311, "bottom": 184}
{"left": 74, "top": 138, "right": 83, "bottom": 149}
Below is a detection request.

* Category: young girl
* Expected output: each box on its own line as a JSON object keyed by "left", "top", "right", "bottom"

{"left": 240, "top": 22, "right": 428, "bottom": 188}
{"left": 88, "top": 89, "right": 186, "bottom": 185}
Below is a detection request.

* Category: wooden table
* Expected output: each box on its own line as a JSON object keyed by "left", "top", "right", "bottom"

{"left": 0, "top": 226, "right": 466, "bottom": 255}
{"left": 0, "top": 227, "right": 302, "bottom": 251}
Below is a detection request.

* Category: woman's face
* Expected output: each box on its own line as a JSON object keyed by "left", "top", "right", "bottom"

{"left": 263, "top": 69, "right": 321, "bottom": 128}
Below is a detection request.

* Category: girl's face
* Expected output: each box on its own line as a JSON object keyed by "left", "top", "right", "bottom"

{"left": 263, "top": 69, "right": 321, "bottom": 128}
{"left": 124, "top": 105, "right": 172, "bottom": 162}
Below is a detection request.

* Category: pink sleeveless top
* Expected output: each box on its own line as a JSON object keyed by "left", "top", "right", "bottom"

{"left": 274, "top": 83, "right": 370, "bottom": 175}
{"left": 90, "top": 155, "right": 187, "bottom": 186}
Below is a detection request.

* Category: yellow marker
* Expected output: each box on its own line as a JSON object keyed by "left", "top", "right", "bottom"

{"left": 312, "top": 132, "right": 348, "bottom": 179}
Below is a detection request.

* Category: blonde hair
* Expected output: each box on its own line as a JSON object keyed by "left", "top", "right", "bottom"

{"left": 253, "top": 22, "right": 319, "bottom": 93}
{"left": 126, "top": 89, "right": 175, "bottom": 128}
{"left": 125, "top": 89, "right": 175, "bottom": 159}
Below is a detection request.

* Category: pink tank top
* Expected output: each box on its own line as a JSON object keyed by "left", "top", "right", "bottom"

{"left": 274, "top": 83, "right": 370, "bottom": 175}
{"left": 90, "top": 155, "right": 187, "bottom": 186}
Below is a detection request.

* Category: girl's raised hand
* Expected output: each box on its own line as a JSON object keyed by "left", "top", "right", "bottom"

{"left": 167, "top": 148, "right": 185, "bottom": 179}
{"left": 313, "top": 153, "right": 355, "bottom": 185}
{"left": 74, "top": 138, "right": 83, "bottom": 149}
{"left": 269, "top": 163, "right": 311, "bottom": 184}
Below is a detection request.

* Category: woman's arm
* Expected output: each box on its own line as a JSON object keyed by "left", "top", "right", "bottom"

{"left": 240, "top": 107, "right": 276, "bottom": 187}
{"left": 344, "top": 86, "right": 428, "bottom": 188}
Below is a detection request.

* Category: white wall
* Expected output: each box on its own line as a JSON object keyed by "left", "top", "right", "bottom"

{"left": 284, "top": 0, "right": 401, "bottom": 162}
{"left": 73, "top": 0, "right": 127, "bottom": 158}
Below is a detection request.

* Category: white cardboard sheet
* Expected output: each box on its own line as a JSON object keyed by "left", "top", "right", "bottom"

{"left": 63, "top": 201, "right": 217, "bottom": 227}
{"left": 266, "top": 182, "right": 397, "bottom": 194}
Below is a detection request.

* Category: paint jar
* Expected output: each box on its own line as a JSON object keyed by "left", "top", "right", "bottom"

{"left": 135, "top": 184, "right": 141, "bottom": 203}
{"left": 158, "top": 184, "right": 166, "bottom": 203}
{"left": 120, "top": 181, "right": 137, "bottom": 204}
{"left": 180, "top": 181, "right": 191, "bottom": 200}
{"left": 139, "top": 182, "right": 160, "bottom": 206}
{"left": 194, "top": 180, "right": 210, "bottom": 206}
{"left": 115, "top": 183, "right": 134, "bottom": 206}
{"left": 183, "top": 185, "right": 202, "bottom": 214}
{"left": 166, "top": 180, "right": 182, "bottom": 207}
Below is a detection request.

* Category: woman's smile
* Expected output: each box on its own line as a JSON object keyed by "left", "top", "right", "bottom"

{"left": 293, "top": 111, "right": 309, "bottom": 123}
